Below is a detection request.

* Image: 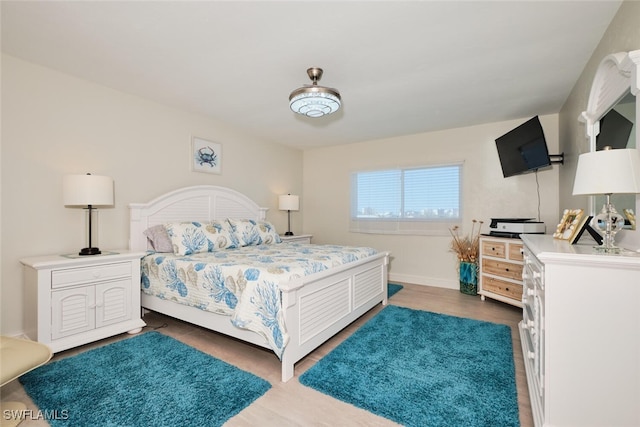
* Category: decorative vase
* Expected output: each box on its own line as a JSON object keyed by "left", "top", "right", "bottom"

{"left": 459, "top": 261, "right": 478, "bottom": 295}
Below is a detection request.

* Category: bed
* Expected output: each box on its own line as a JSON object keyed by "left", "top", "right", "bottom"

{"left": 129, "top": 185, "right": 389, "bottom": 382}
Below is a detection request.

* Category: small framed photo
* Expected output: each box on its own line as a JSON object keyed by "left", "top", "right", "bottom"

{"left": 623, "top": 208, "right": 636, "bottom": 229}
{"left": 553, "top": 208, "right": 585, "bottom": 241}
{"left": 191, "top": 136, "right": 222, "bottom": 174}
{"left": 569, "top": 215, "right": 596, "bottom": 244}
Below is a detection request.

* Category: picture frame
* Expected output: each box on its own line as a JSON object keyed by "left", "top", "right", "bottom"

{"left": 553, "top": 208, "right": 585, "bottom": 241}
{"left": 623, "top": 208, "right": 636, "bottom": 229}
{"left": 569, "top": 215, "right": 599, "bottom": 245}
{"left": 191, "top": 136, "right": 222, "bottom": 174}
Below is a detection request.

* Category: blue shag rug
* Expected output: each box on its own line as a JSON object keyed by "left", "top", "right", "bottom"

{"left": 20, "top": 332, "right": 271, "bottom": 427}
{"left": 387, "top": 282, "right": 403, "bottom": 298}
{"left": 300, "top": 305, "right": 519, "bottom": 427}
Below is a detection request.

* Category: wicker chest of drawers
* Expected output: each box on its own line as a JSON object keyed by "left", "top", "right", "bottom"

{"left": 478, "top": 235, "right": 523, "bottom": 307}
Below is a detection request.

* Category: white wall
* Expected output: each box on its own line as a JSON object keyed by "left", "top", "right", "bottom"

{"left": 303, "top": 115, "right": 560, "bottom": 288}
{"left": 1, "top": 55, "right": 303, "bottom": 335}
{"left": 559, "top": 0, "right": 640, "bottom": 250}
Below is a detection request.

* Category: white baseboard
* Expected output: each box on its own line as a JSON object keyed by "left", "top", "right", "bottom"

{"left": 388, "top": 273, "right": 458, "bottom": 290}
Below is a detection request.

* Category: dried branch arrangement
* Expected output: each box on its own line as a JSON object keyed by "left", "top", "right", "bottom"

{"left": 449, "top": 219, "right": 484, "bottom": 263}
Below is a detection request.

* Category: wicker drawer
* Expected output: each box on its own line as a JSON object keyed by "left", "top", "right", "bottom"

{"left": 482, "top": 241, "right": 506, "bottom": 258}
{"left": 481, "top": 259, "right": 523, "bottom": 281}
{"left": 481, "top": 276, "right": 523, "bottom": 300}
{"left": 51, "top": 262, "right": 131, "bottom": 288}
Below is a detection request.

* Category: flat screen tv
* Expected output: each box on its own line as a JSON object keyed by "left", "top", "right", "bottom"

{"left": 495, "top": 116, "right": 551, "bottom": 178}
{"left": 596, "top": 108, "right": 633, "bottom": 151}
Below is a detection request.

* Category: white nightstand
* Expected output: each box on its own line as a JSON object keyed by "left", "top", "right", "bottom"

{"left": 280, "top": 234, "right": 313, "bottom": 244}
{"left": 20, "top": 250, "right": 146, "bottom": 353}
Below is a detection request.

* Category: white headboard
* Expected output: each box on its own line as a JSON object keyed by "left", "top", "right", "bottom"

{"left": 129, "top": 185, "right": 268, "bottom": 251}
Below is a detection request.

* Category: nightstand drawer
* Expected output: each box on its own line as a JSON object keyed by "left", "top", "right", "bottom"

{"left": 482, "top": 241, "right": 506, "bottom": 258}
{"left": 481, "top": 276, "right": 523, "bottom": 300}
{"left": 481, "top": 259, "right": 523, "bottom": 281}
{"left": 51, "top": 261, "right": 131, "bottom": 288}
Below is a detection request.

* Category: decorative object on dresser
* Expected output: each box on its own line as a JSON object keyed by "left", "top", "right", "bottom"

{"left": 519, "top": 234, "right": 640, "bottom": 427}
{"left": 624, "top": 208, "right": 636, "bottom": 228}
{"left": 572, "top": 147, "right": 640, "bottom": 253}
{"left": 553, "top": 208, "right": 600, "bottom": 245}
{"left": 129, "top": 185, "right": 389, "bottom": 382}
{"left": 278, "top": 193, "right": 299, "bottom": 236}
{"left": 279, "top": 234, "right": 312, "bottom": 244}
{"left": 478, "top": 235, "right": 523, "bottom": 307}
{"left": 20, "top": 251, "right": 146, "bottom": 353}
{"left": 449, "top": 220, "right": 483, "bottom": 295}
{"left": 566, "top": 215, "right": 599, "bottom": 245}
{"left": 62, "top": 173, "right": 114, "bottom": 256}
{"left": 552, "top": 208, "right": 586, "bottom": 241}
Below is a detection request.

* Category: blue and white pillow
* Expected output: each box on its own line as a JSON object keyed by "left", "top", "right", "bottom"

{"left": 165, "top": 220, "right": 239, "bottom": 255}
{"left": 227, "top": 218, "right": 282, "bottom": 246}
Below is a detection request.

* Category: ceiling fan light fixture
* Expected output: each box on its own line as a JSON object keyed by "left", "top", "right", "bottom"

{"left": 289, "top": 67, "right": 341, "bottom": 118}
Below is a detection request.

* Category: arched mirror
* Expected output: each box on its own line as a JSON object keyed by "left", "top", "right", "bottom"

{"left": 580, "top": 50, "right": 640, "bottom": 230}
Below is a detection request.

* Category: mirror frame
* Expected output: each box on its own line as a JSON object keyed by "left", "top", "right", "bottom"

{"left": 579, "top": 49, "right": 640, "bottom": 222}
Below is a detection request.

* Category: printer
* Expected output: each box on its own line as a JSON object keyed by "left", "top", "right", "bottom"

{"left": 489, "top": 218, "right": 546, "bottom": 238}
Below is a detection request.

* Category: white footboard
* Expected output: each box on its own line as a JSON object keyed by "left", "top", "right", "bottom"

{"left": 279, "top": 251, "right": 389, "bottom": 382}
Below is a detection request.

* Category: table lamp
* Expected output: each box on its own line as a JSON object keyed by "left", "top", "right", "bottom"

{"left": 572, "top": 147, "right": 640, "bottom": 252}
{"left": 63, "top": 173, "right": 114, "bottom": 255}
{"left": 279, "top": 194, "right": 299, "bottom": 236}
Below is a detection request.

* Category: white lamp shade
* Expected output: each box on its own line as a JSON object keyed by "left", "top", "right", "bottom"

{"left": 63, "top": 174, "right": 114, "bottom": 206}
{"left": 573, "top": 148, "right": 640, "bottom": 195}
{"left": 279, "top": 194, "right": 299, "bottom": 211}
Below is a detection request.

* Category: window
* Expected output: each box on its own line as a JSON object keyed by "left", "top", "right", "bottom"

{"left": 350, "top": 163, "right": 462, "bottom": 235}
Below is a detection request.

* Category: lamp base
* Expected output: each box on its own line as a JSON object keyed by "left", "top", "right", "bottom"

{"left": 284, "top": 231, "right": 294, "bottom": 236}
{"left": 593, "top": 245, "right": 621, "bottom": 254}
{"left": 592, "top": 201, "right": 625, "bottom": 253}
{"left": 79, "top": 247, "right": 101, "bottom": 256}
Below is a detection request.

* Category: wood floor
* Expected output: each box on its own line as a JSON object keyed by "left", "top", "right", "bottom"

{"left": 2, "top": 283, "right": 533, "bottom": 426}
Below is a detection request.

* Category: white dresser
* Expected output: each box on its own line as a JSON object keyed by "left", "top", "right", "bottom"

{"left": 21, "top": 251, "right": 146, "bottom": 353}
{"left": 520, "top": 234, "right": 640, "bottom": 427}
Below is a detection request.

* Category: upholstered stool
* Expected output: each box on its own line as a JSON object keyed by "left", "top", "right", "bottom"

{"left": 0, "top": 336, "right": 52, "bottom": 427}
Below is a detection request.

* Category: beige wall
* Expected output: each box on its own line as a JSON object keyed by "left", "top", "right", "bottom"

{"left": 303, "top": 116, "right": 560, "bottom": 288}
{"left": 1, "top": 55, "right": 303, "bottom": 335}
{"left": 559, "top": 0, "right": 640, "bottom": 250}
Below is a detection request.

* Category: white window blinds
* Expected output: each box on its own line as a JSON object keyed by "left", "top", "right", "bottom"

{"left": 350, "top": 163, "right": 462, "bottom": 235}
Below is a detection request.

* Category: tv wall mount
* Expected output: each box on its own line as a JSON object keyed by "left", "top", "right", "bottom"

{"left": 549, "top": 153, "right": 564, "bottom": 165}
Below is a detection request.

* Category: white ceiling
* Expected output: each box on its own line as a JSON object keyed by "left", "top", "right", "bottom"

{"left": 1, "top": 1, "right": 622, "bottom": 149}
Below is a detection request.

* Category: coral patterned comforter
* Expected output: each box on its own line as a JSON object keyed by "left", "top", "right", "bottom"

{"left": 141, "top": 242, "right": 378, "bottom": 357}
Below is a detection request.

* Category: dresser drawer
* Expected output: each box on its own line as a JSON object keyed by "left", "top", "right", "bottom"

{"left": 482, "top": 241, "right": 506, "bottom": 258}
{"left": 509, "top": 243, "right": 524, "bottom": 261}
{"left": 481, "top": 276, "right": 523, "bottom": 300}
{"left": 51, "top": 262, "right": 131, "bottom": 288}
{"left": 481, "top": 259, "right": 523, "bottom": 281}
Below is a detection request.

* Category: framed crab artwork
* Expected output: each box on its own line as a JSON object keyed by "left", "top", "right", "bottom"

{"left": 191, "top": 136, "right": 222, "bottom": 174}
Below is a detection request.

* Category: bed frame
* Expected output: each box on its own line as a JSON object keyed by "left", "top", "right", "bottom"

{"left": 129, "top": 185, "right": 389, "bottom": 382}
